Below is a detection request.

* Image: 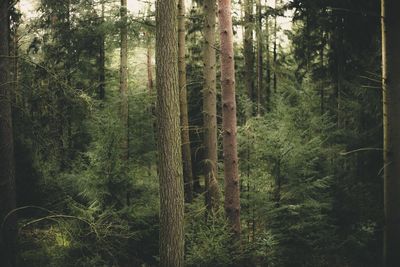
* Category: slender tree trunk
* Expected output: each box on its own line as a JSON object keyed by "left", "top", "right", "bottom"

{"left": 203, "top": 0, "right": 221, "bottom": 212}
{"left": 382, "top": 0, "right": 400, "bottom": 265}
{"left": 156, "top": 0, "right": 184, "bottom": 265}
{"left": 178, "top": 0, "right": 194, "bottom": 203}
{"left": 265, "top": 3, "right": 271, "bottom": 111}
{"left": 120, "top": 0, "right": 129, "bottom": 160}
{"left": 218, "top": 0, "right": 241, "bottom": 238}
{"left": 243, "top": 0, "right": 254, "bottom": 108}
{"left": 273, "top": 0, "right": 277, "bottom": 93}
{"left": 0, "top": 1, "right": 16, "bottom": 265}
{"left": 256, "top": 0, "right": 262, "bottom": 116}
{"left": 146, "top": 39, "right": 153, "bottom": 93}
{"left": 98, "top": 0, "right": 105, "bottom": 100}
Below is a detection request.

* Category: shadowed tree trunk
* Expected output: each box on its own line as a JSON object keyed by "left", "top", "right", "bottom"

{"left": 203, "top": 0, "right": 221, "bottom": 212}
{"left": 120, "top": 0, "right": 129, "bottom": 160}
{"left": 243, "top": 0, "right": 255, "bottom": 109}
{"left": 218, "top": 0, "right": 241, "bottom": 238}
{"left": 98, "top": 0, "right": 105, "bottom": 100}
{"left": 178, "top": 0, "right": 194, "bottom": 203}
{"left": 256, "top": 0, "right": 262, "bottom": 116}
{"left": 156, "top": 0, "right": 185, "bottom": 265}
{"left": 0, "top": 1, "right": 16, "bottom": 266}
{"left": 382, "top": 0, "right": 400, "bottom": 266}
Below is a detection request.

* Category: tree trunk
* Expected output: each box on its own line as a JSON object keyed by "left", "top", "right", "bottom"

{"left": 156, "top": 0, "right": 185, "bottom": 265}
{"left": 265, "top": 3, "right": 271, "bottom": 112}
{"left": 203, "top": 0, "right": 221, "bottom": 212}
{"left": 120, "top": 0, "right": 129, "bottom": 160}
{"left": 0, "top": 0, "right": 16, "bottom": 265}
{"left": 243, "top": 0, "right": 255, "bottom": 108}
{"left": 98, "top": 0, "right": 105, "bottom": 100}
{"left": 273, "top": 0, "right": 277, "bottom": 93}
{"left": 218, "top": 0, "right": 241, "bottom": 238}
{"left": 178, "top": 0, "right": 194, "bottom": 203}
{"left": 382, "top": 0, "right": 400, "bottom": 265}
{"left": 256, "top": 0, "right": 262, "bottom": 116}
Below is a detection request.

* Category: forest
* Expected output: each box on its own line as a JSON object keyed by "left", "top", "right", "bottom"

{"left": 0, "top": 0, "right": 399, "bottom": 266}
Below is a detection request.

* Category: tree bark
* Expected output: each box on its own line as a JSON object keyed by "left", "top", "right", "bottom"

{"left": 382, "top": 0, "right": 400, "bottom": 266}
{"left": 120, "top": 0, "right": 129, "bottom": 160}
{"left": 156, "top": 0, "right": 185, "bottom": 265}
{"left": 0, "top": 0, "right": 16, "bottom": 265}
{"left": 203, "top": 0, "right": 221, "bottom": 212}
{"left": 265, "top": 4, "right": 271, "bottom": 111}
{"left": 218, "top": 0, "right": 241, "bottom": 238}
{"left": 273, "top": 0, "right": 278, "bottom": 93}
{"left": 256, "top": 0, "right": 262, "bottom": 116}
{"left": 178, "top": 0, "right": 194, "bottom": 203}
{"left": 243, "top": 0, "right": 255, "bottom": 108}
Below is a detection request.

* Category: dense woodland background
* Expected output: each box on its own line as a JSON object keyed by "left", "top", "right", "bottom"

{"left": 0, "top": 0, "right": 396, "bottom": 266}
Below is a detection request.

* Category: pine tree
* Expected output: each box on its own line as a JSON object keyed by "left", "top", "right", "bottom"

{"left": 218, "top": 0, "right": 241, "bottom": 237}
{"left": 120, "top": 0, "right": 129, "bottom": 160}
{"left": 156, "top": 0, "right": 185, "bottom": 265}
{"left": 382, "top": 0, "right": 400, "bottom": 265}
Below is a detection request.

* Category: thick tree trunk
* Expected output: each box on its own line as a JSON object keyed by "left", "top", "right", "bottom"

{"left": 0, "top": 1, "right": 16, "bottom": 266}
{"left": 256, "top": 0, "right": 262, "bottom": 116}
{"left": 243, "top": 0, "right": 255, "bottom": 108}
{"left": 203, "top": 0, "right": 221, "bottom": 212}
{"left": 156, "top": 0, "right": 185, "bottom": 265}
{"left": 382, "top": 0, "right": 400, "bottom": 266}
{"left": 120, "top": 0, "right": 129, "bottom": 160}
{"left": 178, "top": 0, "right": 194, "bottom": 203}
{"left": 218, "top": 0, "right": 241, "bottom": 238}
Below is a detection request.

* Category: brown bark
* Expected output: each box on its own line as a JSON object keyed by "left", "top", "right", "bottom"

{"left": 146, "top": 41, "right": 153, "bottom": 93}
{"left": 203, "top": 0, "right": 221, "bottom": 213}
{"left": 256, "top": 0, "right": 262, "bottom": 116}
{"left": 218, "top": 0, "right": 241, "bottom": 238}
{"left": 265, "top": 4, "right": 271, "bottom": 111}
{"left": 120, "top": 0, "right": 129, "bottom": 160}
{"left": 0, "top": 0, "right": 16, "bottom": 265}
{"left": 382, "top": 0, "right": 400, "bottom": 265}
{"left": 156, "top": 0, "right": 185, "bottom": 265}
{"left": 243, "top": 0, "right": 255, "bottom": 106}
{"left": 178, "top": 0, "right": 194, "bottom": 203}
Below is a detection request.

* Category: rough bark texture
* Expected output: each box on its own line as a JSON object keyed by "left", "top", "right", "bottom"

{"left": 203, "top": 0, "right": 221, "bottom": 213}
{"left": 218, "top": 0, "right": 241, "bottom": 237}
{"left": 156, "top": 0, "right": 185, "bottom": 265}
{"left": 178, "top": 0, "right": 194, "bottom": 203}
{"left": 243, "top": 0, "right": 255, "bottom": 106}
{"left": 382, "top": 0, "right": 400, "bottom": 265}
{"left": 256, "top": 0, "right": 262, "bottom": 116}
{"left": 120, "top": 0, "right": 129, "bottom": 160}
{"left": 0, "top": 0, "right": 17, "bottom": 265}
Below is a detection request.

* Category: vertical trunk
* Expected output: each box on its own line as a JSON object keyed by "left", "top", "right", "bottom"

{"left": 243, "top": 0, "right": 255, "bottom": 107}
{"left": 120, "top": 0, "right": 129, "bottom": 160}
{"left": 265, "top": 3, "right": 271, "bottom": 111}
{"left": 273, "top": 0, "right": 277, "bottom": 93}
{"left": 156, "top": 0, "right": 184, "bottom": 265}
{"left": 98, "top": 0, "right": 105, "bottom": 100}
{"left": 256, "top": 0, "right": 262, "bottom": 116}
{"left": 0, "top": 1, "right": 16, "bottom": 266}
{"left": 320, "top": 31, "right": 324, "bottom": 115}
{"left": 178, "top": 0, "right": 194, "bottom": 203}
{"left": 146, "top": 40, "right": 153, "bottom": 93}
{"left": 382, "top": 0, "right": 400, "bottom": 266}
{"left": 218, "top": 0, "right": 241, "bottom": 238}
{"left": 203, "top": 0, "right": 221, "bottom": 212}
